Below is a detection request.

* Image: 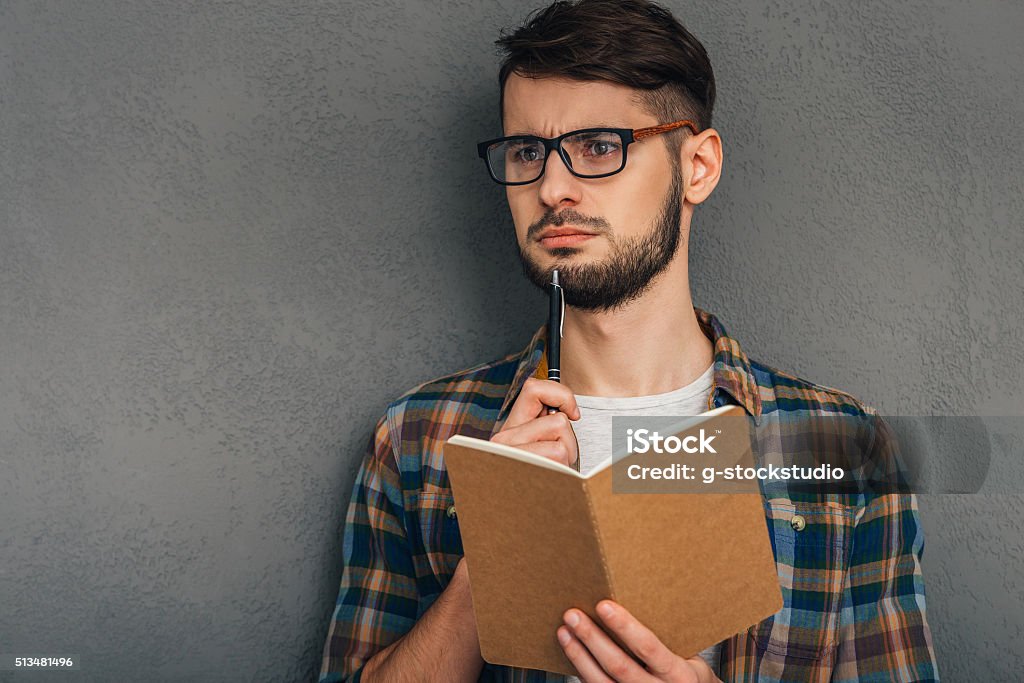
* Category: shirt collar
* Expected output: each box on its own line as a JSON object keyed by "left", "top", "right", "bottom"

{"left": 492, "top": 306, "right": 762, "bottom": 435}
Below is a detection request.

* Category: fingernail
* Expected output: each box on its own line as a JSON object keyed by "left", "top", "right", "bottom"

{"left": 557, "top": 627, "right": 571, "bottom": 645}
{"left": 597, "top": 602, "right": 614, "bottom": 618}
{"left": 564, "top": 610, "right": 580, "bottom": 627}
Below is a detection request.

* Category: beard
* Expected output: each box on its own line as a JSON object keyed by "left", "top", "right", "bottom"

{"left": 518, "top": 168, "right": 683, "bottom": 312}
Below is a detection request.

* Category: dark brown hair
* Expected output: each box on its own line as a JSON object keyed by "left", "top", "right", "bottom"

{"left": 496, "top": 0, "right": 715, "bottom": 146}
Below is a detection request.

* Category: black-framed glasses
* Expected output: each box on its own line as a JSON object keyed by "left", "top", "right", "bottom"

{"left": 476, "top": 119, "right": 699, "bottom": 186}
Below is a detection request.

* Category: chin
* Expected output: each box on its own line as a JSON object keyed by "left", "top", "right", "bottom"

{"left": 546, "top": 246, "right": 588, "bottom": 259}
{"left": 535, "top": 241, "right": 603, "bottom": 260}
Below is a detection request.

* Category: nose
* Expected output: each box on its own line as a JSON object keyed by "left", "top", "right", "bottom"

{"left": 536, "top": 147, "right": 584, "bottom": 209}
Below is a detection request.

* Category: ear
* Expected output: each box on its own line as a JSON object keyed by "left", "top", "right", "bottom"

{"left": 681, "top": 128, "right": 723, "bottom": 205}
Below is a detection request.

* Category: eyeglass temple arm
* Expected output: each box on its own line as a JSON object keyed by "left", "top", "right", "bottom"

{"left": 632, "top": 119, "right": 699, "bottom": 141}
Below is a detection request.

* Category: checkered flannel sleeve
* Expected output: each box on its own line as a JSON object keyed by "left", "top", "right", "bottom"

{"left": 831, "top": 415, "right": 939, "bottom": 682}
{"left": 319, "top": 414, "right": 419, "bottom": 682}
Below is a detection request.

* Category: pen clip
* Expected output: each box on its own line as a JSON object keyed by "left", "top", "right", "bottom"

{"left": 551, "top": 280, "right": 564, "bottom": 338}
{"left": 559, "top": 289, "right": 565, "bottom": 338}
{"left": 550, "top": 269, "right": 564, "bottom": 341}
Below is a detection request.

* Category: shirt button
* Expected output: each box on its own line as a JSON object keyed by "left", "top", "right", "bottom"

{"left": 790, "top": 514, "right": 806, "bottom": 532}
{"left": 446, "top": 505, "right": 457, "bottom": 519}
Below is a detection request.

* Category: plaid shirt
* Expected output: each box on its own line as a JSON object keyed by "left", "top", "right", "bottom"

{"left": 319, "top": 307, "right": 939, "bottom": 682}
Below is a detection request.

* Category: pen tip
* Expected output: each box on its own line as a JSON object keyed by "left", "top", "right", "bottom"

{"left": 551, "top": 269, "right": 560, "bottom": 286}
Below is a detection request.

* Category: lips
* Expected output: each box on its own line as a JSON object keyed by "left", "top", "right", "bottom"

{"left": 537, "top": 227, "right": 598, "bottom": 248}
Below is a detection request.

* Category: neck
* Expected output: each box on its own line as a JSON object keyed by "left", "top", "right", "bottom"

{"left": 557, "top": 257, "right": 714, "bottom": 397}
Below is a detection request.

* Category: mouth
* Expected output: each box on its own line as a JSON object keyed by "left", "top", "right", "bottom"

{"left": 537, "top": 227, "right": 598, "bottom": 249}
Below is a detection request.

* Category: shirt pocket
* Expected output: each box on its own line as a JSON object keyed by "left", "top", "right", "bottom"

{"left": 749, "top": 500, "right": 854, "bottom": 661}
{"left": 414, "top": 490, "right": 463, "bottom": 581}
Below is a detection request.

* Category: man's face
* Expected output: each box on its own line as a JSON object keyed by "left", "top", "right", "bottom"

{"left": 502, "top": 74, "right": 684, "bottom": 312}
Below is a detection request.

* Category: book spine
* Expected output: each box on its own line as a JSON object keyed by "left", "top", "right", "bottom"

{"left": 582, "top": 480, "right": 616, "bottom": 600}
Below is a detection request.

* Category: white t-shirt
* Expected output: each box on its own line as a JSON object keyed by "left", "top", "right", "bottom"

{"left": 563, "top": 364, "right": 722, "bottom": 682}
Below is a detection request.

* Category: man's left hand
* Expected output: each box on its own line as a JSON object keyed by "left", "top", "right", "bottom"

{"left": 557, "top": 600, "right": 722, "bottom": 683}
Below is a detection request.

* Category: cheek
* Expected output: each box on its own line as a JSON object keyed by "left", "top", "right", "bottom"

{"left": 611, "top": 177, "right": 671, "bottom": 227}
{"left": 586, "top": 188, "right": 646, "bottom": 231}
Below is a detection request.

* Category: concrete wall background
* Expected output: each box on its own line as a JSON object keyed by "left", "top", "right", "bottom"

{"left": 1, "top": 0, "right": 1021, "bottom": 680}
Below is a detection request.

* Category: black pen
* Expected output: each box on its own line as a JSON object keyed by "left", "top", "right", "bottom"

{"left": 546, "top": 269, "right": 563, "bottom": 415}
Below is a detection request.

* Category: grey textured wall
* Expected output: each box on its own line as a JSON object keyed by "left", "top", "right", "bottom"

{"left": 1, "top": 0, "right": 1020, "bottom": 681}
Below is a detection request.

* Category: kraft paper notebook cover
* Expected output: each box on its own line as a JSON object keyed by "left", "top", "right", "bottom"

{"left": 444, "top": 404, "right": 782, "bottom": 676}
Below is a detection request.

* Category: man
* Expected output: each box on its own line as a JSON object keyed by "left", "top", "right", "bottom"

{"left": 319, "top": 1, "right": 939, "bottom": 681}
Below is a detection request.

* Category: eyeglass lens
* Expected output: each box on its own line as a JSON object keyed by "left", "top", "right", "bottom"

{"left": 485, "top": 131, "right": 625, "bottom": 184}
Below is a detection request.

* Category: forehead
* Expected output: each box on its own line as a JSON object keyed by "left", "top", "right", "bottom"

{"left": 502, "top": 74, "right": 654, "bottom": 135}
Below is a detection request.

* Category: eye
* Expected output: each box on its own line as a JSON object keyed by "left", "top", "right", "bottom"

{"left": 565, "top": 132, "right": 623, "bottom": 159}
{"left": 516, "top": 147, "right": 540, "bottom": 162}
{"left": 507, "top": 141, "right": 544, "bottom": 164}
{"left": 584, "top": 139, "right": 620, "bottom": 157}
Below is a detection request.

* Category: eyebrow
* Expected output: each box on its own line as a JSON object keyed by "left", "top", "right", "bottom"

{"left": 504, "top": 124, "right": 626, "bottom": 137}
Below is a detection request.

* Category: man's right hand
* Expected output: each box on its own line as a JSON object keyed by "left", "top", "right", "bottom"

{"left": 490, "top": 377, "right": 581, "bottom": 467}
{"left": 361, "top": 378, "right": 581, "bottom": 682}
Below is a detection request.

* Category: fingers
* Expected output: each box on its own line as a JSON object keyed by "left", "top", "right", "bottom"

{"left": 560, "top": 602, "right": 716, "bottom": 683}
{"left": 490, "top": 378, "right": 581, "bottom": 468}
{"left": 683, "top": 657, "right": 718, "bottom": 683}
{"left": 509, "top": 440, "right": 577, "bottom": 467}
{"left": 560, "top": 609, "right": 651, "bottom": 683}
{"left": 557, "top": 625, "right": 615, "bottom": 683}
{"left": 592, "top": 601, "right": 716, "bottom": 683}
{"left": 491, "top": 411, "right": 579, "bottom": 467}
{"left": 503, "top": 377, "right": 580, "bottom": 429}
{"left": 593, "top": 601, "right": 690, "bottom": 681}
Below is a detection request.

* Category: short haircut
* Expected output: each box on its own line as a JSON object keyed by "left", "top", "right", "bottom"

{"left": 495, "top": 0, "right": 716, "bottom": 149}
